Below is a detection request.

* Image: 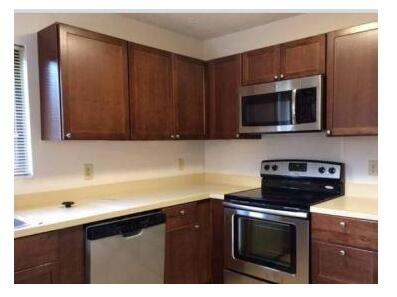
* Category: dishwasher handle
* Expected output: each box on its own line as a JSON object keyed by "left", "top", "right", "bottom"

{"left": 86, "top": 210, "right": 165, "bottom": 241}
{"left": 122, "top": 228, "right": 144, "bottom": 239}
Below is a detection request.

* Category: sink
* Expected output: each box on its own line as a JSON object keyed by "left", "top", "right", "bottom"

{"left": 14, "top": 217, "right": 28, "bottom": 228}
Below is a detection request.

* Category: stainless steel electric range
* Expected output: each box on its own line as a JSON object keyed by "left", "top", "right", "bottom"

{"left": 223, "top": 159, "right": 345, "bottom": 284}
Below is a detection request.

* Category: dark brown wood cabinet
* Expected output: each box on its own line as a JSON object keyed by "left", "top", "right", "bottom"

{"left": 38, "top": 23, "right": 130, "bottom": 140}
{"left": 242, "top": 35, "right": 325, "bottom": 85}
{"left": 326, "top": 22, "right": 378, "bottom": 136}
{"left": 311, "top": 213, "right": 378, "bottom": 284}
{"left": 14, "top": 226, "right": 85, "bottom": 284}
{"left": 129, "top": 44, "right": 174, "bottom": 140}
{"left": 208, "top": 55, "right": 241, "bottom": 139}
{"left": 242, "top": 45, "right": 280, "bottom": 85}
{"left": 208, "top": 55, "right": 260, "bottom": 139}
{"left": 280, "top": 35, "right": 326, "bottom": 80}
{"left": 173, "top": 55, "right": 206, "bottom": 139}
{"left": 164, "top": 200, "right": 211, "bottom": 283}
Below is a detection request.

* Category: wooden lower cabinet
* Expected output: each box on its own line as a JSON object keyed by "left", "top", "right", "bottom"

{"left": 311, "top": 240, "right": 378, "bottom": 284}
{"left": 164, "top": 199, "right": 218, "bottom": 284}
{"left": 14, "top": 226, "right": 85, "bottom": 284}
{"left": 311, "top": 213, "right": 378, "bottom": 284}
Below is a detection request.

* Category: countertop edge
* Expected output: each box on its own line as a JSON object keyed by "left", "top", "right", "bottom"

{"left": 14, "top": 192, "right": 225, "bottom": 239}
{"left": 310, "top": 207, "right": 378, "bottom": 221}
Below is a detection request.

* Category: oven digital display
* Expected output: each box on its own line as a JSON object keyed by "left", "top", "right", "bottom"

{"left": 288, "top": 162, "right": 307, "bottom": 172}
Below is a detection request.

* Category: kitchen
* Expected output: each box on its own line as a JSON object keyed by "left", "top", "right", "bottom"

{"left": 11, "top": 11, "right": 380, "bottom": 287}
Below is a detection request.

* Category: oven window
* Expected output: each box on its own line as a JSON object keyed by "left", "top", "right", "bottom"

{"left": 234, "top": 216, "right": 296, "bottom": 273}
{"left": 241, "top": 91, "right": 292, "bottom": 126}
{"left": 295, "top": 87, "right": 317, "bottom": 124}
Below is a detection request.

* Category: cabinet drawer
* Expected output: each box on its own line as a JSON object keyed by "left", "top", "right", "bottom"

{"left": 311, "top": 240, "right": 378, "bottom": 284}
{"left": 311, "top": 213, "right": 378, "bottom": 250}
{"left": 164, "top": 202, "right": 197, "bottom": 230}
{"left": 15, "top": 231, "right": 59, "bottom": 271}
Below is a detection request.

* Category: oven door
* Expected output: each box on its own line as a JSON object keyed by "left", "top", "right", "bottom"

{"left": 239, "top": 75, "right": 322, "bottom": 134}
{"left": 224, "top": 203, "right": 309, "bottom": 284}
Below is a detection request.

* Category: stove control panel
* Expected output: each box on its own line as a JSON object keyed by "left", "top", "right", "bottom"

{"left": 261, "top": 160, "right": 343, "bottom": 180}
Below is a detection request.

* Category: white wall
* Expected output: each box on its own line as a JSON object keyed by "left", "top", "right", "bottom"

{"left": 203, "top": 12, "right": 378, "bottom": 185}
{"left": 14, "top": 13, "right": 205, "bottom": 194}
{"left": 203, "top": 13, "right": 378, "bottom": 59}
{"left": 14, "top": 13, "right": 378, "bottom": 194}
{"left": 205, "top": 134, "right": 378, "bottom": 184}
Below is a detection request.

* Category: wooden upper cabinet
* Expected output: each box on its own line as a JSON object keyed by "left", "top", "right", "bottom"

{"left": 173, "top": 55, "right": 206, "bottom": 139}
{"left": 242, "top": 45, "right": 280, "bottom": 85}
{"left": 129, "top": 44, "right": 174, "bottom": 140}
{"left": 38, "top": 23, "right": 130, "bottom": 140}
{"left": 207, "top": 55, "right": 241, "bottom": 139}
{"left": 280, "top": 35, "right": 326, "bottom": 79}
{"left": 326, "top": 23, "right": 378, "bottom": 136}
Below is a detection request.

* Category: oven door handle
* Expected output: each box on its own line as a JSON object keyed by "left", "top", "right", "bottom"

{"left": 223, "top": 202, "right": 308, "bottom": 218}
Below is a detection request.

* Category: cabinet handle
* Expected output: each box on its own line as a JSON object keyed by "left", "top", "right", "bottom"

{"left": 194, "top": 224, "right": 200, "bottom": 229}
{"left": 273, "top": 75, "right": 278, "bottom": 80}
{"left": 179, "top": 209, "right": 185, "bottom": 215}
{"left": 175, "top": 134, "right": 180, "bottom": 139}
{"left": 170, "top": 134, "right": 175, "bottom": 139}
{"left": 339, "top": 250, "right": 346, "bottom": 256}
{"left": 280, "top": 74, "right": 284, "bottom": 79}
{"left": 65, "top": 133, "right": 72, "bottom": 139}
{"left": 235, "top": 133, "right": 240, "bottom": 138}
{"left": 339, "top": 221, "right": 346, "bottom": 228}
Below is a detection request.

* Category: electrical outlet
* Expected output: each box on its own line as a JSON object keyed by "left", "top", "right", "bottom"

{"left": 368, "top": 160, "right": 378, "bottom": 176}
{"left": 84, "top": 163, "right": 94, "bottom": 180}
{"left": 178, "top": 158, "right": 185, "bottom": 171}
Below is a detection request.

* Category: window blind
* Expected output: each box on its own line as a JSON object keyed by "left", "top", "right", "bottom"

{"left": 14, "top": 45, "right": 32, "bottom": 176}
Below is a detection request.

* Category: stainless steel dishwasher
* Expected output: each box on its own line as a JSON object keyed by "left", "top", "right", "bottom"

{"left": 85, "top": 210, "right": 165, "bottom": 284}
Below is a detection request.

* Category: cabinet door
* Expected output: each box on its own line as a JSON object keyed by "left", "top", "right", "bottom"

{"left": 280, "top": 35, "right": 326, "bottom": 79}
{"left": 59, "top": 25, "right": 130, "bottom": 140}
{"left": 326, "top": 23, "right": 378, "bottom": 136}
{"left": 15, "top": 262, "right": 60, "bottom": 284}
{"left": 129, "top": 44, "right": 174, "bottom": 140}
{"left": 164, "top": 224, "right": 199, "bottom": 283}
{"left": 173, "top": 55, "right": 206, "bottom": 139}
{"left": 242, "top": 45, "right": 280, "bottom": 85}
{"left": 208, "top": 55, "right": 241, "bottom": 139}
{"left": 311, "top": 240, "right": 378, "bottom": 284}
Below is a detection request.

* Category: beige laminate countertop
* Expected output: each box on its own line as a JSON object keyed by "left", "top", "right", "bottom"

{"left": 14, "top": 176, "right": 255, "bottom": 238}
{"left": 310, "top": 195, "right": 378, "bottom": 221}
{"left": 15, "top": 174, "right": 378, "bottom": 238}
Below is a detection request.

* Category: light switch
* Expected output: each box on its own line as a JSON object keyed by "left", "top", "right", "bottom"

{"left": 368, "top": 160, "right": 378, "bottom": 176}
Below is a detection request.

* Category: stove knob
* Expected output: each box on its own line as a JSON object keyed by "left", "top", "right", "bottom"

{"left": 272, "top": 165, "right": 278, "bottom": 171}
{"left": 264, "top": 165, "right": 270, "bottom": 171}
{"left": 328, "top": 167, "right": 336, "bottom": 174}
{"left": 318, "top": 167, "right": 326, "bottom": 174}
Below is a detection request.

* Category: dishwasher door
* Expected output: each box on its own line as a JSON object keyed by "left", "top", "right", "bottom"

{"left": 86, "top": 211, "right": 165, "bottom": 284}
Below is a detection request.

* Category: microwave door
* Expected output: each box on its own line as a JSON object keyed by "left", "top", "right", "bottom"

{"left": 240, "top": 91, "right": 293, "bottom": 132}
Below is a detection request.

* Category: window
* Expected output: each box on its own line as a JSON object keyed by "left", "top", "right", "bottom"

{"left": 14, "top": 45, "right": 32, "bottom": 177}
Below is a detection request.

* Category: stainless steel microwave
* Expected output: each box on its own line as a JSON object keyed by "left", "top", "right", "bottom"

{"left": 239, "top": 75, "right": 323, "bottom": 134}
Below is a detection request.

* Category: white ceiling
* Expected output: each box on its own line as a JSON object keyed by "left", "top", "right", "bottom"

{"left": 121, "top": 13, "right": 300, "bottom": 40}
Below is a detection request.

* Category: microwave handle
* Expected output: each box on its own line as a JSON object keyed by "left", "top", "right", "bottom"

{"left": 291, "top": 89, "right": 297, "bottom": 125}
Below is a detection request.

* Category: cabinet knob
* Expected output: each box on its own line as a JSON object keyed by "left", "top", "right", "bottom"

{"left": 339, "top": 250, "right": 346, "bottom": 256}
{"left": 326, "top": 130, "right": 331, "bottom": 135}
{"left": 194, "top": 224, "right": 200, "bottom": 229}
{"left": 170, "top": 134, "right": 175, "bottom": 139}
{"left": 339, "top": 221, "right": 346, "bottom": 228}
{"left": 179, "top": 209, "right": 185, "bottom": 215}
{"left": 175, "top": 134, "right": 180, "bottom": 139}
{"left": 65, "top": 133, "right": 72, "bottom": 139}
{"left": 280, "top": 74, "right": 284, "bottom": 79}
{"left": 235, "top": 133, "right": 240, "bottom": 138}
{"left": 273, "top": 75, "right": 278, "bottom": 80}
